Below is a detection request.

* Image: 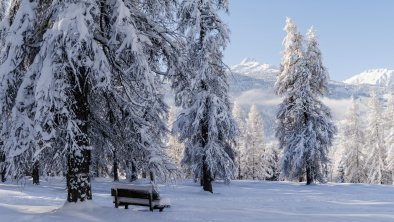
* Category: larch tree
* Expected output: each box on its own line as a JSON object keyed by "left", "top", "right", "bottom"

{"left": 174, "top": 0, "right": 237, "bottom": 192}
{"left": 364, "top": 91, "right": 386, "bottom": 184}
{"left": 0, "top": 0, "right": 50, "bottom": 184}
{"left": 99, "top": 0, "right": 179, "bottom": 182}
{"left": 385, "top": 92, "right": 394, "bottom": 184}
{"left": 244, "top": 104, "right": 267, "bottom": 180}
{"left": 340, "top": 97, "right": 366, "bottom": 183}
{"left": 276, "top": 19, "right": 335, "bottom": 185}
{"left": 0, "top": 0, "right": 9, "bottom": 21}
{"left": 232, "top": 102, "right": 246, "bottom": 179}
{"left": 263, "top": 143, "right": 281, "bottom": 181}
{"left": 2, "top": 0, "right": 180, "bottom": 202}
{"left": 167, "top": 106, "right": 184, "bottom": 171}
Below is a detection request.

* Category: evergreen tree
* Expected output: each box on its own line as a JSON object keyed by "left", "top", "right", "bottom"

{"left": 364, "top": 91, "right": 386, "bottom": 184}
{"left": 385, "top": 92, "right": 394, "bottom": 184}
{"left": 340, "top": 97, "right": 366, "bottom": 183}
{"left": 276, "top": 18, "right": 336, "bottom": 185}
{"left": 244, "top": 104, "right": 266, "bottom": 180}
{"left": 167, "top": 106, "right": 184, "bottom": 170}
{"left": 175, "top": 0, "right": 237, "bottom": 192}
{"left": 0, "top": 0, "right": 9, "bottom": 21}
{"left": 2, "top": 0, "right": 180, "bottom": 202}
{"left": 264, "top": 143, "right": 281, "bottom": 181}
{"left": 232, "top": 102, "right": 246, "bottom": 179}
{"left": 0, "top": 0, "right": 50, "bottom": 184}
{"left": 305, "top": 26, "right": 328, "bottom": 95}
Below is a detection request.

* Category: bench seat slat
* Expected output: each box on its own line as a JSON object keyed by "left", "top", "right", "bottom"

{"left": 117, "top": 197, "right": 161, "bottom": 206}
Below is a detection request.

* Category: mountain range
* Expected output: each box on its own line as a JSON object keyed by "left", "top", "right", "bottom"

{"left": 228, "top": 58, "right": 391, "bottom": 139}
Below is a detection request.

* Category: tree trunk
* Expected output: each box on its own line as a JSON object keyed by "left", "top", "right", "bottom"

{"left": 66, "top": 68, "right": 92, "bottom": 202}
{"left": 0, "top": 169, "right": 5, "bottom": 182}
{"left": 202, "top": 162, "right": 212, "bottom": 193}
{"left": 113, "top": 160, "right": 119, "bottom": 182}
{"left": 32, "top": 160, "right": 39, "bottom": 185}
{"left": 238, "top": 154, "right": 241, "bottom": 180}
{"left": 113, "top": 152, "right": 118, "bottom": 182}
{"left": 67, "top": 148, "right": 91, "bottom": 202}
{"left": 95, "top": 158, "right": 100, "bottom": 178}
{"left": 149, "top": 171, "right": 155, "bottom": 183}
{"left": 0, "top": 151, "right": 6, "bottom": 182}
{"left": 306, "top": 166, "right": 313, "bottom": 185}
{"left": 130, "top": 161, "right": 137, "bottom": 181}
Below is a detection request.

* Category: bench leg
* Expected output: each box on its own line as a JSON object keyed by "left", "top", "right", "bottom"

{"left": 125, "top": 204, "right": 128, "bottom": 209}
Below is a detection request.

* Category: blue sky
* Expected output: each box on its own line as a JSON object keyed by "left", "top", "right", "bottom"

{"left": 223, "top": 0, "right": 394, "bottom": 81}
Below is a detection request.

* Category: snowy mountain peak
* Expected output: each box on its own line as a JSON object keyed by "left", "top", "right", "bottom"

{"left": 343, "top": 69, "right": 394, "bottom": 87}
{"left": 240, "top": 57, "right": 259, "bottom": 65}
{"left": 231, "top": 58, "right": 279, "bottom": 81}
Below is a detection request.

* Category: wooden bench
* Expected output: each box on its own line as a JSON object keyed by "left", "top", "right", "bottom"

{"left": 111, "top": 184, "right": 170, "bottom": 212}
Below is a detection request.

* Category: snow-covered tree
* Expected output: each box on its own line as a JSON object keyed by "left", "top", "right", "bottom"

{"left": 340, "top": 97, "right": 366, "bottom": 183}
{"left": 263, "top": 142, "right": 281, "bottom": 181}
{"left": 385, "top": 92, "right": 394, "bottom": 184}
{"left": 174, "top": 0, "right": 237, "bottom": 192}
{"left": 364, "top": 91, "right": 386, "bottom": 184}
{"left": 2, "top": 0, "right": 180, "bottom": 202}
{"left": 0, "top": 0, "right": 9, "bottom": 21}
{"left": 0, "top": 0, "right": 49, "bottom": 184}
{"left": 98, "top": 0, "right": 179, "bottom": 182}
{"left": 276, "top": 18, "right": 336, "bottom": 185}
{"left": 167, "top": 106, "right": 184, "bottom": 169}
{"left": 244, "top": 104, "right": 266, "bottom": 180}
{"left": 305, "top": 26, "right": 328, "bottom": 95}
{"left": 232, "top": 102, "right": 246, "bottom": 179}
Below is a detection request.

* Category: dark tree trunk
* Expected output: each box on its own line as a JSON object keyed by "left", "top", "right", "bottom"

{"left": 67, "top": 149, "right": 92, "bottom": 202}
{"left": 299, "top": 176, "right": 304, "bottom": 182}
{"left": 130, "top": 161, "right": 137, "bottom": 181}
{"left": 149, "top": 171, "right": 155, "bottom": 183}
{"left": 238, "top": 155, "right": 241, "bottom": 180}
{"left": 202, "top": 161, "right": 212, "bottom": 193}
{"left": 95, "top": 158, "right": 100, "bottom": 178}
{"left": 201, "top": 122, "right": 213, "bottom": 192}
{"left": 32, "top": 160, "right": 39, "bottom": 185}
{"left": 113, "top": 160, "right": 119, "bottom": 182}
{"left": 142, "top": 171, "right": 147, "bottom": 179}
{"left": 200, "top": 117, "right": 213, "bottom": 192}
{"left": 306, "top": 166, "right": 313, "bottom": 185}
{"left": 0, "top": 151, "right": 6, "bottom": 182}
{"left": 113, "top": 151, "right": 118, "bottom": 182}
{"left": 0, "top": 169, "right": 5, "bottom": 183}
{"left": 66, "top": 67, "right": 92, "bottom": 202}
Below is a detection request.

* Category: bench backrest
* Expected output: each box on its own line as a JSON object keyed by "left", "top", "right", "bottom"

{"left": 111, "top": 184, "right": 160, "bottom": 200}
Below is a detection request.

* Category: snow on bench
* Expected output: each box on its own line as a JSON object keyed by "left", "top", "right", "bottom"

{"left": 111, "top": 184, "right": 170, "bottom": 212}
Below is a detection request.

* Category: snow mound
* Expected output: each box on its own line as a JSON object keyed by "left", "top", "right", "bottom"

{"left": 60, "top": 200, "right": 98, "bottom": 212}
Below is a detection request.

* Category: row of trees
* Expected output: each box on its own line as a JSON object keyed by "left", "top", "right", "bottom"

{"left": 168, "top": 103, "right": 280, "bottom": 182}
{"left": 0, "top": 0, "right": 236, "bottom": 201}
{"left": 232, "top": 103, "right": 279, "bottom": 181}
{"left": 338, "top": 93, "right": 394, "bottom": 184}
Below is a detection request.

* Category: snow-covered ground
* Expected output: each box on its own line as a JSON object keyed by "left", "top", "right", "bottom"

{"left": 1, "top": 178, "right": 394, "bottom": 222}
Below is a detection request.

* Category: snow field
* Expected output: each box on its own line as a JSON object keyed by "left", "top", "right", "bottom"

{"left": 1, "top": 178, "right": 394, "bottom": 222}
